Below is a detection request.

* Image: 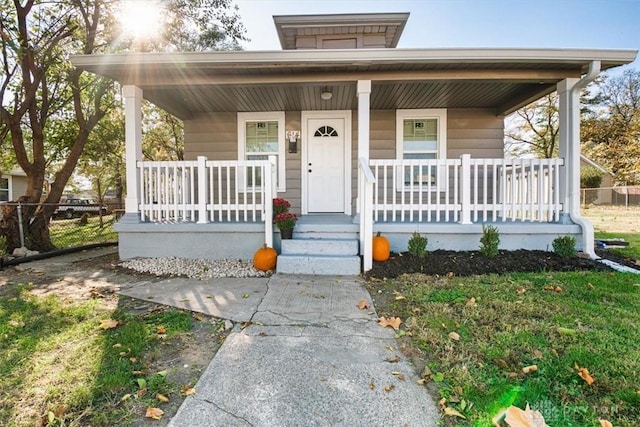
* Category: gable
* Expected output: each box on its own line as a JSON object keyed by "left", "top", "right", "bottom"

{"left": 273, "top": 13, "right": 409, "bottom": 50}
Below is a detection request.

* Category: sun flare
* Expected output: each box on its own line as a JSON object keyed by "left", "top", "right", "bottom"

{"left": 119, "top": 0, "right": 163, "bottom": 39}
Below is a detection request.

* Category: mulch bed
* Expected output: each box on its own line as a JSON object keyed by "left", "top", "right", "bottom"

{"left": 366, "top": 249, "right": 620, "bottom": 279}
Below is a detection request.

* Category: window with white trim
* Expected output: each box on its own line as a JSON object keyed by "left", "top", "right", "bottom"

{"left": 237, "top": 112, "right": 286, "bottom": 192}
{"left": 396, "top": 109, "right": 447, "bottom": 189}
{"left": 0, "top": 177, "right": 9, "bottom": 202}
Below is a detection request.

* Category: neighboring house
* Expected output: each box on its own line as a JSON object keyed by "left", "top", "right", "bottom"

{"left": 580, "top": 155, "right": 615, "bottom": 204}
{"left": 71, "top": 13, "right": 637, "bottom": 272}
{"left": 0, "top": 168, "right": 28, "bottom": 202}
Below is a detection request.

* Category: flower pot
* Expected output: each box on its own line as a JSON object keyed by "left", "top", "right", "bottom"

{"left": 280, "top": 228, "right": 293, "bottom": 240}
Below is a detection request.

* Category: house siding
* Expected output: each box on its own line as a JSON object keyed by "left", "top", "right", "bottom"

{"left": 183, "top": 108, "right": 504, "bottom": 215}
{"left": 12, "top": 176, "right": 28, "bottom": 199}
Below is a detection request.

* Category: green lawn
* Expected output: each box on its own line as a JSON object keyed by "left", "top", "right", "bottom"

{"left": 595, "top": 232, "right": 640, "bottom": 260}
{"left": 49, "top": 214, "right": 118, "bottom": 248}
{"left": 0, "top": 285, "right": 198, "bottom": 426}
{"left": 376, "top": 270, "right": 640, "bottom": 426}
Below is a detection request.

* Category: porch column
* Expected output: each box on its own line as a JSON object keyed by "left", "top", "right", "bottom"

{"left": 557, "top": 78, "right": 580, "bottom": 220}
{"left": 356, "top": 80, "right": 371, "bottom": 217}
{"left": 122, "top": 85, "right": 143, "bottom": 222}
{"left": 357, "top": 80, "right": 372, "bottom": 160}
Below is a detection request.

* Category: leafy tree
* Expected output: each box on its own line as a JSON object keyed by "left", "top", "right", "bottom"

{"left": 0, "top": 1, "right": 116, "bottom": 252}
{"left": 142, "top": 102, "right": 184, "bottom": 161}
{"left": 582, "top": 70, "right": 640, "bottom": 184}
{"left": 0, "top": 0, "right": 246, "bottom": 252}
{"left": 505, "top": 94, "right": 560, "bottom": 158}
{"left": 580, "top": 166, "right": 604, "bottom": 205}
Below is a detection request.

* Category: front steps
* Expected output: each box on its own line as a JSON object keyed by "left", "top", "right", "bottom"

{"left": 277, "top": 238, "right": 361, "bottom": 275}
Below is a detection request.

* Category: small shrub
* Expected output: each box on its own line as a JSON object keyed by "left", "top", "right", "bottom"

{"left": 479, "top": 224, "right": 500, "bottom": 258}
{"left": 407, "top": 232, "right": 428, "bottom": 258}
{"left": 580, "top": 166, "right": 604, "bottom": 205}
{"left": 553, "top": 235, "right": 576, "bottom": 258}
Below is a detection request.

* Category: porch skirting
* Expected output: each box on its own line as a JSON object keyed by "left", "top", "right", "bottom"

{"left": 114, "top": 222, "right": 267, "bottom": 260}
{"left": 374, "top": 222, "right": 582, "bottom": 253}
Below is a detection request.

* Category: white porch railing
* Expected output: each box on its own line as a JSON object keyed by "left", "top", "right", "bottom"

{"left": 368, "top": 155, "right": 564, "bottom": 224}
{"left": 137, "top": 155, "right": 276, "bottom": 247}
{"left": 358, "top": 157, "right": 376, "bottom": 272}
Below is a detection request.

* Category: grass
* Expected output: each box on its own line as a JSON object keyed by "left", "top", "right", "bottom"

{"left": 0, "top": 284, "right": 196, "bottom": 426}
{"left": 49, "top": 214, "right": 118, "bottom": 248}
{"left": 379, "top": 270, "right": 640, "bottom": 426}
{"left": 595, "top": 232, "right": 640, "bottom": 260}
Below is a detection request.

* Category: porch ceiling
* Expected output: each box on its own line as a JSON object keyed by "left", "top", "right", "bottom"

{"left": 71, "top": 47, "right": 637, "bottom": 118}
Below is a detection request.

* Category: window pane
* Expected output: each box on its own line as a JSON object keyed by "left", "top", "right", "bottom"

{"left": 403, "top": 140, "right": 438, "bottom": 151}
{"left": 246, "top": 154, "right": 279, "bottom": 187}
{"left": 403, "top": 118, "right": 437, "bottom": 141}
{"left": 246, "top": 121, "right": 279, "bottom": 153}
{"left": 0, "top": 178, "right": 8, "bottom": 202}
{"left": 402, "top": 153, "right": 437, "bottom": 185}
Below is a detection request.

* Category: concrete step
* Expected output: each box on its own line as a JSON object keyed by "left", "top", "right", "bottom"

{"left": 276, "top": 254, "right": 361, "bottom": 275}
{"left": 281, "top": 238, "right": 359, "bottom": 256}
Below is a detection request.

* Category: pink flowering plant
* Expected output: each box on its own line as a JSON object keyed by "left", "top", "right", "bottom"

{"left": 273, "top": 198, "right": 291, "bottom": 215}
{"left": 273, "top": 212, "right": 297, "bottom": 230}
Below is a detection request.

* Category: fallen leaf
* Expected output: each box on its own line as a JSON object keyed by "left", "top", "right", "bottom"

{"left": 378, "top": 316, "right": 402, "bottom": 330}
{"left": 384, "top": 384, "right": 395, "bottom": 392}
{"left": 575, "top": 364, "right": 595, "bottom": 385}
{"left": 587, "top": 283, "right": 595, "bottom": 290}
{"left": 504, "top": 404, "right": 549, "bottom": 427}
{"left": 119, "top": 394, "right": 131, "bottom": 403}
{"left": 494, "top": 359, "right": 508, "bottom": 369}
{"left": 156, "top": 393, "right": 169, "bottom": 403}
{"left": 516, "top": 287, "right": 527, "bottom": 295}
{"left": 181, "top": 385, "right": 196, "bottom": 396}
{"left": 522, "top": 365, "right": 538, "bottom": 374}
{"left": 112, "top": 343, "right": 122, "bottom": 348}
{"left": 465, "top": 297, "right": 477, "bottom": 307}
{"left": 145, "top": 407, "right": 164, "bottom": 420}
{"left": 136, "top": 388, "right": 147, "bottom": 398}
{"left": 391, "top": 371, "right": 405, "bottom": 381}
{"left": 99, "top": 319, "right": 118, "bottom": 330}
{"left": 417, "top": 378, "right": 427, "bottom": 385}
{"left": 599, "top": 420, "right": 613, "bottom": 427}
{"left": 241, "top": 293, "right": 250, "bottom": 299}
{"left": 557, "top": 326, "right": 577, "bottom": 335}
{"left": 156, "top": 370, "right": 168, "bottom": 377}
{"left": 448, "top": 331, "right": 461, "bottom": 341}
{"left": 156, "top": 325, "right": 167, "bottom": 334}
{"left": 532, "top": 349, "right": 543, "bottom": 359}
{"left": 444, "top": 407, "right": 466, "bottom": 419}
{"left": 422, "top": 366, "right": 432, "bottom": 379}
{"left": 205, "top": 294, "right": 214, "bottom": 299}
{"left": 129, "top": 357, "right": 137, "bottom": 363}
{"left": 555, "top": 286, "right": 563, "bottom": 292}
{"left": 357, "top": 299, "right": 370, "bottom": 310}
{"left": 438, "top": 398, "right": 447, "bottom": 410}
{"left": 447, "top": 272, "right": 455, "bottom": 277}
{"left": 385, "top": 355, "right": 401, "bottom": 363}
{"left": 178, "top": 298, "right": 189, "bottom": 302}
{"left": 544, "top": 285, "right": 555, "bottom": 291}
{"left": 369, "top": 380, "right": 375, "bottom": 390}
{"left": 54, "top": 404, "right": 67, "bottom": 417}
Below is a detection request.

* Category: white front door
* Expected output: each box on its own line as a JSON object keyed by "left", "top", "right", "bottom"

{"left": 305, "top": 115, "right": 347, "bottom": 213}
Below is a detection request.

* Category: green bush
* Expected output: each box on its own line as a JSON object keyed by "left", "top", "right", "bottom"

{"left": 479, "top": 224, "right": 500, "bottom": 258}
{"left": 408, "top": 232, "right": 428, "bottom": 258}
{"left": 553, "top": 235, "right": 577, "bottom": 258}
{"left": 580, "top": 166, "right": 604, "bottom": 205}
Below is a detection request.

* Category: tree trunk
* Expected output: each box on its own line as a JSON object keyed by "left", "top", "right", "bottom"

{"left": 0, "top": 197, "right": 54, "bottom": 253}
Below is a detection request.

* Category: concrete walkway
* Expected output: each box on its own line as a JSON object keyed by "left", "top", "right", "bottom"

{"left": 13, "top": 249, "right": 440, "bottom": 426}
{"left": 128, "top": 274, "right": 441, "bottom": 426}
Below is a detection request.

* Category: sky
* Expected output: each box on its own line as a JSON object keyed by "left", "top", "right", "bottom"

{"left": 234, "top": 0, "right": 640, "bottom": 70}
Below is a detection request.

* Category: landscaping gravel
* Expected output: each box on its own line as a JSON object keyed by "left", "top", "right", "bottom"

{"left": 119, "top": 257, "right": 271, "bottom": 280}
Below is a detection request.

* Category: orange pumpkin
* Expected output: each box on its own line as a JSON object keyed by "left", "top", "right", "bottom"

{"left": 253, "top": 244, "right": 277, "bottom": 271}
{"left": 372, "top": 231, "right": 390, "bottom": 262}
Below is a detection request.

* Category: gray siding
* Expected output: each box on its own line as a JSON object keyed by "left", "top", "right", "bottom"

{"left": 183, "top": 108, "right": 505, "bottom": 215}
{"left": 184, "top": 113, "right": 237, "bottom": 161}
{"left": 11, "top": 175, "right": 28, "bottom": 199}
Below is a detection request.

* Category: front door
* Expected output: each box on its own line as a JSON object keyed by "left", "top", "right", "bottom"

{"left": 306, "top": 116, "right": 347, "bottom": 213}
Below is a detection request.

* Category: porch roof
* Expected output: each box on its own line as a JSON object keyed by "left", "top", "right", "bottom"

{"left": 71, "top": 47, "right": 637, "bottom": 118}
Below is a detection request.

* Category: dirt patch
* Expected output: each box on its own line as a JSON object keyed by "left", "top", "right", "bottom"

{"left": 0, "top": 251, "right": 225, "bottom": 427}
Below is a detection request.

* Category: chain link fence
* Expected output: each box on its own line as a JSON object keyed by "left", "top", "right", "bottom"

{"left": 0, "top": 202, "right": 122, "bottom": 255}
{"left": 580, "top": 186, "right": 640, "bottom": 207}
